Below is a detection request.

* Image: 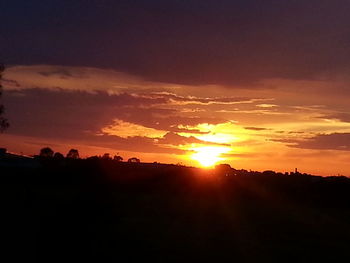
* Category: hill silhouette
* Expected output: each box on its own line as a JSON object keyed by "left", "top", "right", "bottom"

{"left": 1, "top": 156, "right": 350, "bottom": 262}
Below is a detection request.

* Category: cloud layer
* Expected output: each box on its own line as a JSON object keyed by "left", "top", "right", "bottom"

{"left": 2, "top": 62, "right": 350, "bottom": 175}
{"left": 2, "top": 1, "right": 350, "bottom": 86}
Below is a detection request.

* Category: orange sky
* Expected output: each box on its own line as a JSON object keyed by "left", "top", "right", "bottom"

{"left": 1, "top": 65, "right": 350, "bottom": 176}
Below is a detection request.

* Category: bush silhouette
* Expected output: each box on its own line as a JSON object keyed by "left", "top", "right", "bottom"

{"left": 113, "top": 155, "right": 123, "bottom": 162}
{"left": 40, "top": 147, "right": 54, "bottom": 158}
{"left": 53, "top": 152, "right": 65, "bottom": 159}
{"left": 102, "top": 153, "right": 111, "bottom": 160}
{"left": 128, "top": 157, "right": 140, "bottom": 163}
{"left": 66, "top": 149, "right": 79, "bottom": 159}
{"left": 0, "top": 63, "right": 9, "bottom": 132}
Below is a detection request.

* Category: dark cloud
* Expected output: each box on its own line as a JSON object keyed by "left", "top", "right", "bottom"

{"left": 244, "top": 127, "right": 269, "bottom": 131}
{"left": 2, "top": 78, "right": 20, "bottom": 87}
{"left": 320, "top": 113, "right": 350, "bottom": 123}
{"left": 4, "top": 89, "right": 163, "bottom": 134}
{"left": 2, "top": 88, "right": 226, "bottom": 141}
{"left": 159, "top": 132, "right": 229, "bottom": 146}
{"left": 3, "top": 88, "right": 232, "bottom": 154}
{"left": 278, "top": 133, "right": 350, "bottom": 151}
{"left": 288, "top": 131, "right": 306, "bottom": 134}
{"left": 38, "top": 69, "right": 74, "bottom": 78}
{"left": 2, "top": 0, "right": 350, "bottom": 85}
{"left": 2, "top": 88, "right": 166, "bottom": 138}
{"left": 83, "top": 134, "right": 187, "bottom": 155}
{"left": 145, "top": 92, "right": 257, "bottom": 105}
{"left": 160, "top": 132, "right": 205, "bottom": 145}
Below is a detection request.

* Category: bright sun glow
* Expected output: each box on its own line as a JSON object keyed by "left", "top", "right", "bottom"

{"left": 191, "top": 146, "right": 231, "bottom": 167}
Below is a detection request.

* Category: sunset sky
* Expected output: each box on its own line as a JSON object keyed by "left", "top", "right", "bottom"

{"left": 1, "top": 1, "right": 350, "bottom": 176}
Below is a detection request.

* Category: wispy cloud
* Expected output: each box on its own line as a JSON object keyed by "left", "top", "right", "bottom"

{"left": 279, "top": 133, "right": 350, "bottom": 151}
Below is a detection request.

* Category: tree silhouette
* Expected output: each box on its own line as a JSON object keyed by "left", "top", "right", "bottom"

{"left": 0, "top": 148, "right": 6, "bottom": 157}
{"left": 66, "top": 149, "right": 79, "bottom": 159}
{"left": 40, "top": 147, "right": 54, "bottom": 158}
{"left": 102, "top": 153, "right": 111, "bottom": 160}
{"left": 113, "top": 155, "right": 123, "bottom": 162}
{"left": 0, "top": 64, "right": 9, "bottom": 132}
{"left": 86, "top": 155, "right": 99, "bottom": 161}
{"left": 53, "top": 152, "right": 64, "bottom": 159}
{"left": 128, "top": 157, "right": 140, "bottom": 163}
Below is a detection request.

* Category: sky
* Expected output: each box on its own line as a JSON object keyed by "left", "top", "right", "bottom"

{"left": 1, "top": 0, "right": 350, "bottom": 176}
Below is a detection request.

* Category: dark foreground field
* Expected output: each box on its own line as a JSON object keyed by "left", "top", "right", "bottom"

{"left": 1, "top": 160, "right": 350, "bottom": 262}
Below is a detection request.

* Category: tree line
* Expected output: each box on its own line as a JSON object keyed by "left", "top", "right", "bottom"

{"left": 0, "top": 64, "right": 9, "bottom": 132}
{"left": 38, "top": 147, "right": 140, "bottom": 163}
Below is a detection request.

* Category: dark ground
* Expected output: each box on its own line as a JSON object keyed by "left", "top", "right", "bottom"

{"left": 1, "top": 159, "right": 350, "bottom": 262}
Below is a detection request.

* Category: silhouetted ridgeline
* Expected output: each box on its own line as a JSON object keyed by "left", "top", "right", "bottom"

{"left": 1, "top": 153, "right": 350, "bottom": 262}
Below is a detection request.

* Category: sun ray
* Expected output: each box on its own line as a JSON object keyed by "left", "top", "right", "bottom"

{"left": 190, "top": 146, "right": 231, "bottom": 168}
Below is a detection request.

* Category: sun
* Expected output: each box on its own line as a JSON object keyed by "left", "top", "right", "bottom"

{"left": 190, "top": 146, "right": 231, "bottom": 168}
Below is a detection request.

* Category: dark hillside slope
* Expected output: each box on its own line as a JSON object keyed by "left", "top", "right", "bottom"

{"left": 1, "top": 160, "right": 350, "bottom": 262}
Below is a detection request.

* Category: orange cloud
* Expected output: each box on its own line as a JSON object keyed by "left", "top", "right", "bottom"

{"left": 101, "top": 119, "right": 167, "bottom": 138}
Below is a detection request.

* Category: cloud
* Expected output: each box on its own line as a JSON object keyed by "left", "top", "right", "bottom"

{"left": 2, "top": 88, "right": 233, "bottom": 151}
{"left": 320, "top": 113, "right": 350, "bottom": 123}
{"left": 3, "top": 65, "right": 170, "bottom": 92}
{"left": 4, "top": 65, "right": 274, "bottom": 106}
{"left": 2, "top": 62, "right": 350, "bottom": 175}
{"left": 3, "top": 1, "right": 350, "bottom": 86}
{"left": 159, "top": 132, "right": 229, "bottom": 147}
{"left": 146, "top": 92, "right": 267, "bottom": 105}
{"left": 3, "top": 88, "right": 234, "bottom": 136}
{"left": 2, "top": 88, "right": 170, "bottom": 138}
{"left": 2, "top": 78, "right": 21, "bottom": 87}
{"left": 279, "top": 133, "right": 350, "bottom": 151}
{"left": 102, "top": 119, "right": 167, "bottom": 138}
{"left": 244, "top": 127, "right": 270, "bottom": 131}
{"left": 256, "top": 104, "right": 278, "bottom": 108}
{"left": 38, "top": 68, "right": 74, "bottom": 78}
{"left": 86, "top": 134, "right": 188, "bottom": 155}
{"left": 159, "top": 132, "right": 204, "bottom": 146}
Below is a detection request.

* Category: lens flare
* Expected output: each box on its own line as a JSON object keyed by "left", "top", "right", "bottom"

{"left": 191, "top": 146, "right": 231, "bottom": 167}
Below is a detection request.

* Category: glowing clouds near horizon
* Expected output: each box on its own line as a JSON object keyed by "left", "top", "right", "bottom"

{"left": 102, "top": 119, "right": 167, "bottom": 138}
{"left": 4, "top": 64, "right": 350, "bottom": 176}
{"left": 100, "top": 119, "right": 249, "bottom": 167}
{"left": 178, "top": 121, "right": 243, "bottom": 144}
{"left": 180, "top": 122, "right": 244, "bottom": 166}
